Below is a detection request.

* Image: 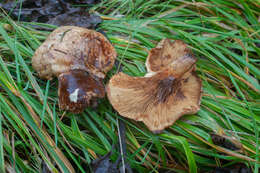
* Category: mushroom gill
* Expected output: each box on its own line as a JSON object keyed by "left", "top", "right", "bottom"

{"left": 106, "top": 39, "right": 202, "bottom": 132}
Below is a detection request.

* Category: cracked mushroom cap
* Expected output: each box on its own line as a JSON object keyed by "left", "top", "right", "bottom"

{"left": 32, "top": 26, "right": 116, "bottom": 113}
{"left": 106, "top": 39, "right": 202, "bottom": 132}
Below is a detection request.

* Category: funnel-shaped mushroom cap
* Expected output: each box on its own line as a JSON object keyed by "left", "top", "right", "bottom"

{"left": 107, "top": 71, "right": 201, "bottom": 132}
{"left": 32, "top": 26, "right": 116, "bottom": 113}
{"left": 107, "top": 39, "right": 202, "bottom": 132}
{"left": 32, "top": 26, "right": 116, "bottom": 80}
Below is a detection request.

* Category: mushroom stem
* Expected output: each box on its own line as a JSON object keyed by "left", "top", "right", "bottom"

{"left": 58, "top": 69, "right": 105, "bottom": 113}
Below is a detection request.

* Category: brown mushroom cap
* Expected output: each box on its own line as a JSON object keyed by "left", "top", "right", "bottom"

{"left": 106, "top": 39, "right": 202, "bottom": 132}
{"left": 145, "top": 39, "right": 194, "bottom": 77}
{"left": 32, "top": 26, "right": 116, "bottom": 80}
{"left": 32, "top": 26, "right": 116, "bottom": 113}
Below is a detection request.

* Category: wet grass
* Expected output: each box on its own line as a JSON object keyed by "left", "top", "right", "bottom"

{"left": 0, "top": 0, "right": 259, "bottom": 172}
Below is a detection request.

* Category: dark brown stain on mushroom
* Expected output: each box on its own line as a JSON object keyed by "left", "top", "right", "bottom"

{"left": 175, "top": 89, "right": 186, "bottom": 101}
{"left": 58, "top": 69, "right": 105, "bottom": 113}
{"left": 156, "top": 76, "right": 176, "bottom": 103}
{"left": 155, "top": 75, "right": 186, "bottom": 104}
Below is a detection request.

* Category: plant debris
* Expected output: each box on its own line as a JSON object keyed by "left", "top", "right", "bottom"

{"left": 32, "top": 26, "right": 116, "bottom": 113}
{"left": 0, "top": 0, "right": 102, "bottom": 29}
{"left": 211, "top": 164, "right": 252, "bottom": 173}
{"left": 91, "top": 119, "right": 133, "bottom": 173}
{"left": 106, "top": 39, "right": 202, "bottom": 132}
{"left": 41, "top": 160, "right": 52, "bottom": 173}
{"left": 211, "top": 134, "right": 242, "bottom": 151}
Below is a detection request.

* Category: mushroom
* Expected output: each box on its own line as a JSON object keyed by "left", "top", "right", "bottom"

{"left": 106, "top": 39, "right": 202, "bottom": 132}
{"left": 32, "top": 26, "right": 116, "bottom": 113}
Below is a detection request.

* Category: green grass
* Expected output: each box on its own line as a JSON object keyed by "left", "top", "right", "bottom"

{"left": 0, "top": 0, "right": 259, "bottom": 172}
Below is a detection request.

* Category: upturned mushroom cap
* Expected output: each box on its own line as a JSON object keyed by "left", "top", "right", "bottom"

{"left": 32, "top": 26, "right": 116, "bottom": 113}
{"left": 106, "top": 39, "right": 202, "bottom": 132}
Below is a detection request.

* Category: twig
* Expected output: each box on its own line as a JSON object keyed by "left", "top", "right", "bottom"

{"left": 117, "top": 118, "right": 126, "bottom": 173}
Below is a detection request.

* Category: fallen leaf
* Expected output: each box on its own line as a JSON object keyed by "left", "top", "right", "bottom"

{"left": 0, "top": 0, "right": 102, "bottom": 29}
